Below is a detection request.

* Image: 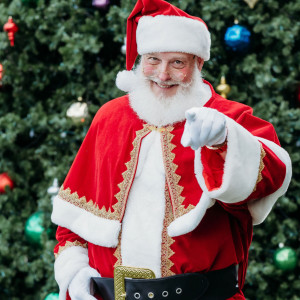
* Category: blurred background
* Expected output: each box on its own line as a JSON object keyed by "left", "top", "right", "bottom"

{"left": 0, "top": 0, "right": 299, "bottom": 299}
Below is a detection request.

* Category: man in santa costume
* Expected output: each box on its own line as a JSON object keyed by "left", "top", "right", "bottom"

{"left": 51, "top": 0, "right": 292, "bottom": 299}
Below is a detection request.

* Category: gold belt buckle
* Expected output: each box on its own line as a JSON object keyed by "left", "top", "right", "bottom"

{"left": 114, "top": 266, "right": 156, "bottom": 300}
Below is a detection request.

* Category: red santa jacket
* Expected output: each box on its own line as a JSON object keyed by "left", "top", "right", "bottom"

{"left": 52, "top": 82, "right": 291, "bottom": 300}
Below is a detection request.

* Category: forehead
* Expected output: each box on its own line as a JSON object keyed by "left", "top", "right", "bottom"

{"left": 143, "top": 52, "right": 194, "bottom": 61}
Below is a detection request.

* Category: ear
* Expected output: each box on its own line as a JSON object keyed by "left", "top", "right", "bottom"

{"left": 197, "top": 57, "right": 204, "bottom": 71}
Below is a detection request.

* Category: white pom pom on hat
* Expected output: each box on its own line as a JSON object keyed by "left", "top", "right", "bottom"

{"left": 115, "top": 70, "right": 136, "bottom": 93}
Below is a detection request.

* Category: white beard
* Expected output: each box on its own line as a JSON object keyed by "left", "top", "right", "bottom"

{"left": 124, "top": 63, "right": 212, "bottom": 127}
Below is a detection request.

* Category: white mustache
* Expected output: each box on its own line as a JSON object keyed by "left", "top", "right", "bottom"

{"left": 145, "top": 75, "right": 191, "bottom": 88}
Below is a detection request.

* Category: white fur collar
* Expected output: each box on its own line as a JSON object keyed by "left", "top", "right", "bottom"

{"left": 116, "top": 66, "right": 212, "bottom": 127}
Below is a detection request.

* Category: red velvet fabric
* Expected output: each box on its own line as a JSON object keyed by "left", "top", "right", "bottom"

{"left": 201, "top": 144, "right": 227, "bottom": 191}
{"left": 54, "top": 81, "right": 286, "bottom": 299}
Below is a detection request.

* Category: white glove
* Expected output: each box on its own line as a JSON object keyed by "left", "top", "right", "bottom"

{"left": 68, "top": 266, "right": 101, "bottom": 300}
{"left": 181, "top": 107, "right": 227, "bottom": 150}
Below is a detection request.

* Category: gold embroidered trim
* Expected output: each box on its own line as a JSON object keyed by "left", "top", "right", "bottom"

{"left": 145, "top": 125, "right": 168, "bottom": 133}
{"left": 54, "top": 241, "right": 88, "bottom": 259}
{"left": 113, "top": 230, "right": 123, "bottom": 268}
{"left": 252, "top": 145, "right": 266, "bottom": 192}
{"left": 58, "top": 186, "right": 117, "bottom": 220}
{"left": 161, "top": 183, "right": 175, "bottom": 277}
{"left": 160, "top": 127, "right": 195, "bottom": 218}
{"left": 114, "top": 125, "right": 151, "bottom": 220}
{"left": 58, "top": 125, "right": 151, "bottom": 221}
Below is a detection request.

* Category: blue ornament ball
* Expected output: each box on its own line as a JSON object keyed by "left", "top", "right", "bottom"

{"left": 224, "top": 24, "right": 251, "bottom": 52}
{"left": 44, "top": 293, "right": 59, "bottom": 300}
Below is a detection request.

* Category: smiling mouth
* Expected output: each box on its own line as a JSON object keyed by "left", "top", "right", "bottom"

{"left": 154, "top": 81, "right": 178, "bottom": 89}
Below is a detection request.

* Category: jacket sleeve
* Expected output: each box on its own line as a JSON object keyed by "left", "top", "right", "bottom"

{"left": 54, "top": 226, "right": 89, "bottom": 300}
{"left": 51, "top": 104, "right": 121, "bottom": 248}
{"left": 195, "top": 108, "right": 292, "bottom": 224}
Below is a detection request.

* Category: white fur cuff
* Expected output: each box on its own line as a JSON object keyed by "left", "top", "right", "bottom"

{"left": 195, "top": 117, "right": 261, "bottom": 202}
{"left": 51, "top": 195, "right": 121, "bottom": 248}
{"left": 248, "top": 137, "right": 292, "bottom": 225}
{"left": 168, "top": 193, "right": 215, "bottom": 237}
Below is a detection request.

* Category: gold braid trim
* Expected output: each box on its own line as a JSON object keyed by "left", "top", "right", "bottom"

{"left": 252, "top": 144, "right": 266, "bottom": 192}
{"left": 54, "top": 241, "right": 88, "bottom": 259}
{"left": 161, "top": 183, "right": 175, "bottom": 277}
{"left": 58, "top": 125, "right": 151, "bottom": 221}
{"left": 58, "top": 186, "right": 117, "bottom": 220}
{"left": 145, "top": 125, "right": 169, "bottom": 133}
{"left": 113, "top": 229, "right": 123, "bottom": 268}
{"left": 160, "top": 127, "right": 195, "bottom": 218}
{"left": 113, "top": 125, "right": 171, "bottom": 271}
{"left": 114, "top": 125, "right": 151, "bottom": 220}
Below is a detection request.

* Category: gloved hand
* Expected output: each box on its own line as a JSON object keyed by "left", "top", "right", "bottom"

{"left": 68, "top": 266, "right": 101, "bottom": 300}
{"left": 181, "top": 107, "right": 227, "bottom": 150}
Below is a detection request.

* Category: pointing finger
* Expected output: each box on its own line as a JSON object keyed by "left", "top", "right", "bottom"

{"left": 185, "top": 110, "right": 196, "bottom": 122}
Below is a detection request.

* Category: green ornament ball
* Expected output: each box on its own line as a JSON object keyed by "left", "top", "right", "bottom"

{"left": 274, "top": 247, "right": 298, "bottom": 271}
{"left": 25, "top": 211, "right": 45, "bottom": 246}
{"left": 44, "top": 293, "right": 59, "bottom": 300}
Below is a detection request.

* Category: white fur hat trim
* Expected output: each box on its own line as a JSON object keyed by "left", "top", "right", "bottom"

{"left": 137, "top": 15, "right": 211, "bottom": 61}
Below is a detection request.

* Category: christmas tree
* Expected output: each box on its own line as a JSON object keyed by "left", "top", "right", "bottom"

{"left": 0, "top": 0, "right": 299, "bottom": 299}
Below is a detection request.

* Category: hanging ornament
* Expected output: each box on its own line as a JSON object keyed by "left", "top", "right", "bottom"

{"left": 66, "top": 97, "right": 89, "bottom": 123}
{"left": 3, "top": 17, "right": 18, "bottom": 47}
{"left": 0, "top": 64, "right": 3, "bottom": 87}
{"left": 44, "top": 293, "right": 59, "bottom": 300}
{"left": 216, "top": 76, "right": 231, "bottom": 99}
{"left": 25, "top": 212, "right": 46, "bottom": 246}
{"left": 60, "top": 131, "right": 67, "bottom": 138}
{"left": 121, "top": 37, "right": 126, "bottom": 55}
{"left": 92, "top": 0, "right": 110, "bottom": 8}
{"left": 224, "top": 20, "right": 251, "bottom": 53}
{"left": 273, "top": 246, "right": 298, "bottom": 271}
{"left": 0, "top": 173, "right": 14, "bottom": 193}
{"left": 29, "top": 129, "right": 35, "bottom": 138}
{"left": 47, "top": 178, "right": 60, "bottom": 204}
{"left": 243, "top": 0, "right": 260, "bottom": 9}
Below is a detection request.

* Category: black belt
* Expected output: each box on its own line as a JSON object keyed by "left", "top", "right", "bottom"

{"left": 92, "top": 265, "right": 239, "bottom": 300}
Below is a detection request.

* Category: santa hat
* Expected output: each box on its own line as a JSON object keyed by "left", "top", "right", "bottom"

{"left": 126, "top": 0, "right": 211, "bottom": 70}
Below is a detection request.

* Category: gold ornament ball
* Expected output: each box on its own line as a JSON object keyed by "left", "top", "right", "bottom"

{"left": 216, "top": 76, "right": 231, "bottom": 99}
{"left": 243, "top": 0, "right": 260, "bottom": 9}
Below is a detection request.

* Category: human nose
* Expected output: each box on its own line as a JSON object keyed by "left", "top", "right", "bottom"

{"left": 157, "top": 63, "right": 171, "bottom": 81}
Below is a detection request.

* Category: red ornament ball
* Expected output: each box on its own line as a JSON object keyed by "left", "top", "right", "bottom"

{"left": 3, "top": 17, "right": 18, "bottom": 47}
{"left": 0, "top": 63, "right": 3, "bottom": 87}
{"left": 0, "top": 173, "right": 14, "bottom": 193}
{"left": 0, "top": 64, "right": 3, "bottom": 80}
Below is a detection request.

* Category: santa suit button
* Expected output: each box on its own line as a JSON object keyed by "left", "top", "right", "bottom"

{"left": 148, "top": 292, "right": 155, "bottom": 298}
{"left": 176, "top": 288, "right": 182, "bottom": 294}
{"left": 162, "top": 291, "right": 169, "bottom": 297}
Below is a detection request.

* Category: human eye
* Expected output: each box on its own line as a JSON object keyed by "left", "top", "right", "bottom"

{"left": 147, "top": 56, "right": 160, "bottom": 64}
{"left": 172, "top": 60, "right": 185, "bottom": 68}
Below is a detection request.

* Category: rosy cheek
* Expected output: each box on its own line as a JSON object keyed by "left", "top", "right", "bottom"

{"left": 174, "top": 71, "right": 187, "bottom": 81}
{"left": 181, "top": 68, "right": 194, "bottom": 82}
{"left": 143, "top": 65, "right": 157, "bottom": 77}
